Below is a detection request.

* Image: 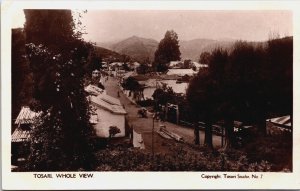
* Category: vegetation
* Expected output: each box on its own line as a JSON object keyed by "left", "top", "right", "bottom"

{"left": 109, "top": 126, "right": 121, "bottom": 139}
{"left": 88, "top": 48, "right": 103, "bottom": 71}
{"left": 23, "top": 10, "right": 95, "bottom": 171}
{"left": 152, "top": 83, "right": 176, "bottom": 111}
{"left": 94, "top": 143, "right": 275, "bottom": 171}
{"left": 154, "top": 30, "right": 181, "bottom": 72}
{"left": 199, "top": 51, "right": 211, "bottom": 65}
{"left": 187, "top": 37, "right": 293, "bottom": 149}
{"left": 12, "top": 10, "right": 292, "bottom": 172}
{"left": 11, "top": 28, "right": 34, "bottom": 131}
{"left": 121, "top": 77, "right": 144, "bottom": 101}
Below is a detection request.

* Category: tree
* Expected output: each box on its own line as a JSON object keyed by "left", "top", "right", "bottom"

{"left": 109, "top": 126, "right": 121, "bottom": 139}
{"left": 182, "top": 59, "right": 192, "bottom": 69}
{"left": 122, "top": 77, "right": 144, "bottom": 100}
{"left": 11, "top": 28, "right": 34, "bottom": 131}
{"left": 24, "top": 10, "right": 95, "bottom": 171}
{"left": 266, "top": 37, "right": 293, "bottom": 118}
{"left": 187, "top": 48, "right": 228, "bottom": 148}
{"left": 122, "top": 63, "right": 130, "bottom": 71}
{"left": 90, "top": 51, "right": 102, "bottom": 71}
{"left": 186, "top": 69, "right": 214, "bottom": 148}
{"left": 199, "top": 51, "right": 211, "bottom": 65}
{"left": 152, "top": 83, "right": 175, "bottom": 111}
{"left": 137, "top": 63, "right": 149, "bottom": 74}
{"left": 154, "top": 30, "right": 181, "bottom": 72}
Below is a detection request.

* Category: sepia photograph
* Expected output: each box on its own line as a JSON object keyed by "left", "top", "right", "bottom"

{"left": 2, "top": 0, "right": 300, "bottom": 190}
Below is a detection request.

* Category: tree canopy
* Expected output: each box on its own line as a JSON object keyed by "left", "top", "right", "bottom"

{"left": 24, "top": 9, "right": 95, "bottom": 171}
{"left": 11, "top": 28, "right": 34, "bottom": 129}
{"left": 187, "top": 37, "right": 292, "bottom": 149}
{"left": 154, "top": 30, "right": 181, "bottom": 72}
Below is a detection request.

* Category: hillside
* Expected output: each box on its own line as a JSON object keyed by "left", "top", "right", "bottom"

{"left": 93, "top": 46, "right": 131, "bottom": 62}
{"left": 96, "top": 36, "right": 293, "bottom": 62}
{"left": 179, "top": 39, "right": 235, "bottom": 61}
{"left": 98, "top": 36, "right": 236, "bottom": 62}
{"left": 109, "top": 36, "right": 159, "bottom": 63}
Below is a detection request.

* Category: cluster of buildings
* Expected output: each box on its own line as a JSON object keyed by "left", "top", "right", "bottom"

{"left": 11, "top": 71, "right": 128, "bottom": 164}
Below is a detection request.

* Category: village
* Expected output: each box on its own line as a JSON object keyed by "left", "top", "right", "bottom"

{"left": 10, "top": 10, "right": 293, "bottom": 172}
{"left": 12, "top": 57, "right": 292, "bottom": 171}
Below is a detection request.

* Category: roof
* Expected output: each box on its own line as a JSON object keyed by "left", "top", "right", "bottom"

{"left": 98, "top": 93, "right": 122, "bottom": 106}
{"left": 90, "top": 95, "right": 126, "bottom": 115}
{"left": 15, "top": 106, "right": 40, "bottom": 125}
{"left": 167, "top": 69, "right": 197, "bottom": 76}
{"left": 11, "top": 127, "right": 31, "bottom": 142}
{"left": 110, "top": 62, "right": 124, "bottom": 66}
{"left": 122, "top": 71, "right": 134, "bottom": 79}
{"left": 267, "top": 115, "right": 291, "bottom": 127}
{"left": 131, "top": 62, "right": 140, "bottom": 67}
{"left": 84, "top": 84, "right": 105, "bottom": 96}
{"left": 193, "top": 62, "right": 208, "bottom": 68}
{"left": 169, "top": 61, "right": 182, "bottom": 67}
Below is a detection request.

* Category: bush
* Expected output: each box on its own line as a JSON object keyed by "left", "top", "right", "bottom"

{"left": 136, "top": 99, "right": 154, "bottom": 107}
{"left": 94, "top": 143, "right": 275, "bottom": 171}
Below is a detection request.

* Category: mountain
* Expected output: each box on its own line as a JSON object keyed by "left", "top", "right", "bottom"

{"left": 93, "top": 46, "right": 131, "bottom": 62}
{"left": 179, "top": 39, "right": 235, "bottom": 61}
{"left": 98, "top": 36, "right": 159, "bottom": 63}
{"left": 96, "top": 36, "right": 249, "bottom": 62}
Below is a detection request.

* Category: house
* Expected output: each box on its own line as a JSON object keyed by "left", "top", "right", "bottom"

{"left": 169, "top": 61, "right": 182, "bottom": 69}
{"left": 266, "top": 115, "right": 292, "bottom": 135}
{"left": 84, "top": 84, "right": 106, "bottom": 96}
{"left": 131, "top": 62, "right": 141, "bottom": 72}
{"left": 11, "top": 106, "right": 40, "bottom": 164}
{"left": 101, "top": 61, "right": 108, "bottom": 69}
{"left": 192, "top": 62, "right": 208, "bottom": 70}
{"left": 88, "top": 95, "right": 127, "bottom": 138}
{"left": 166, "top": 69, "right": 197, "bottom": 77}
{"left": 12, "top": 106, "right": 40, "bottom": 143}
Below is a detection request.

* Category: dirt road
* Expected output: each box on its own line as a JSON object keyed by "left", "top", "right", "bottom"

{"left": 103, "top": 76, "right": 222, "bottom": 150}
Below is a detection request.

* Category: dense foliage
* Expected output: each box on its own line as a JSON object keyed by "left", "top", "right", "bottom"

{"left": 187, "top": 37, "right": 293, "bottom": 149}
{"left": 154, "top": 30, "right": 181, "bottom": 72}
{"left": 199, "top": 51, "right": 211, "bottom": 65}
{"left": 94, "top": 143, "right": 275, "bottom": 171}
{"left": 11, "top": 28, "right": 34, "bottom": 131}
{"left": 24, "top": 10, "right": 95, "bottom": 171}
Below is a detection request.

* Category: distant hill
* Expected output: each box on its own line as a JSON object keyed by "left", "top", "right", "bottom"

{"left": 93, "top": 46, "right": 131, "bottom": 62}
{"left": 97, "top": 36, "right": 158, "bottom": 63}
{"left": 107, "top": 36, "right": 159, "bottom": 63}
{"left": 179, "top": 39, "right": 235, "bottom": 61}
{"left": 96, "top": 36, "right": 293, "bottom": 62}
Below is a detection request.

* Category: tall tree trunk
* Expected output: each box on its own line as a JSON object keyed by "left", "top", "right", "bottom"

{"left": 194, "top": 122, "right": 200, "bottom": 145}
{"left": 224, "top": 119, "right": 234, "bottom": 149}
{"left": 204, "top": 119, "right": 213, "bottom": 149}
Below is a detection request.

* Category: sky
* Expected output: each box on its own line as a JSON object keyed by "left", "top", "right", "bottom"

{"left": 12, "top": 10, "right": 292, "bottom": 43}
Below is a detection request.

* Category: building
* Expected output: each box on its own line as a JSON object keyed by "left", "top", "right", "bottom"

{"left": 166, "top": 69, "right": 197, "bottom": 77}
{"left": 88, "top": 95, "right": 127, "bottom": 138}
{"left": 84, "top": 84, "right": 106, "bottom": 96}
{"left": 12, "top": 106, "right": 40, "bottom": 143}
{"left": 84, "top": 82, "right": 127, "bottom": 138}
{"left": 192, "top": 61, "right": 208, "bottom": 70}
{"left": 266, "top": 115, "right": 292, "bottom": 135}
{"left": 11, "top": 106, "right": 40, "bottom": 164}
{"left": 169, "top": 61, "right": 183, "bottom": 69}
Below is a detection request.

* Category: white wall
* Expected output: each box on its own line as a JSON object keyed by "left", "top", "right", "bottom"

{"left": 93, "top": 108, "right": 125, "bottom": 138}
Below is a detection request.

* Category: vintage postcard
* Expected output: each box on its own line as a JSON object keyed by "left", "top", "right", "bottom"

{"left": 1, "top": 0, "right": 300, "bottom": 190}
